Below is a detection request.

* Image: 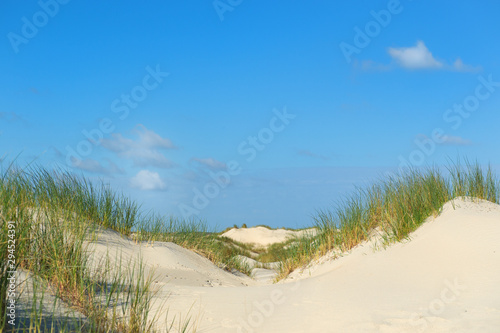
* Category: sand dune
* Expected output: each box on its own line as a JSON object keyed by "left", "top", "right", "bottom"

{"left": 17, "top": 197, "right": 500, "bottom": 332}
{"left": 87, "top": 229, "right": 253, "bottom": 288}
{"left": 221, "top": 226, "right": 318, "bottom": 248}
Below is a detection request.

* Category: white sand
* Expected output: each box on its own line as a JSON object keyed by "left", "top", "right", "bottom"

{"left": 14, "top": 270, "right": 88, "bottom": 330}
{"left": 86, "top": 229, "right": 254, "bottom": 288}
{"left": 221, "top": 226, "right": 318, "bottom": 248}
{"left": 19, "top": 197, "right": 500, "bottom": 332}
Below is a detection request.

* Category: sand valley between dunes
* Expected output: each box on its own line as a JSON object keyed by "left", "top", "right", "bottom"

{"left": 17, "top": 197, "right": 500, "bottom": 332}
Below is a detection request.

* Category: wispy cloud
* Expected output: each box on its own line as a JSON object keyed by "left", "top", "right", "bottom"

{"left": 134, "top": 124, "right": 176, "bottom": 149}
{"left": 440, "top": 135, "right": 472, "bottom": 146}
{"left": 69, "top": 157, "right": 125, "bottom": 175}
{"left": 191, "top": 157, "right": 227, "bottom": 170}
{"left": 297, "top": 149, "right": 330, "bottom": 161}
{"left": 130, "top": 170, "right": 166, "bottom": 191}
{"left": 417, "top": 134, "right": 472, "bottom": 146}
{"left": 101, "top": 124, "right": 176, "bottom": 168}
{"left": 451, "top": 58, "right": 481, "bottom": 73}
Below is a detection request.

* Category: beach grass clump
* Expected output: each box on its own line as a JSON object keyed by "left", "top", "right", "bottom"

{"left": 276, "top": 160, "right": 500, "bottom": 280}
{"left": 448, "top": 159, "right": 499, "bottom": 203}
{"left": 25, "top": 165, "right": 140, "bottom": 235}
{"left": 375, "top": 167, "right": 450, "bottom": 241}
{"left": 0, "top": 164, "right": 167, "bottom": 332}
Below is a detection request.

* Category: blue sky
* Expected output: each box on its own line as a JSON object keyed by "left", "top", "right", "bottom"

{"left": 1, "top": 0, "right": 500, "bottom": 229}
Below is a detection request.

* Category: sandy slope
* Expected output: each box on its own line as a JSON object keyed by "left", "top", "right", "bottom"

{"left": 18, "top": 197, "right": 500, "bottom": 332}
{"left": 86, "top": 229, "right": 253, "bottom": 288}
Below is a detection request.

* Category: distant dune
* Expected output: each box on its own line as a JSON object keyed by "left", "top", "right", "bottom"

{"left": 220, "top": 226, "right": 318, "bottom": 248}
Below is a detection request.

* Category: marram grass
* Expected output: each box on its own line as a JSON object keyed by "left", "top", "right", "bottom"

{"left": 275, "top": 160, "right": 499, "bottom": 280}
{"left": 0, "top": 164, "right": 191, "bottom": 332}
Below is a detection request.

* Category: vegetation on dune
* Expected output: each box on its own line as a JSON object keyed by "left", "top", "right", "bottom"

{"left": 275, "top": 160, "right": 500, "bottom": 280}
{"left": 1, "top": 158, "right": 498, "bottom": 331}
{"left": 0, "top": 163, "right": 193, "bottom": 332}
{"left": 132, "top": 216, "right": 254, "bottom": 275}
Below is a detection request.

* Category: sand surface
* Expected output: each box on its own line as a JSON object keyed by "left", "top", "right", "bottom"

{"left": 16, "top": 197, "right": 500, "bottom": 332}
{"left": 220, "top": 226, "right": 318, "bottom": 248}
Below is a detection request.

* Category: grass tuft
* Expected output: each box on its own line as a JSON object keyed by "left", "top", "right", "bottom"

{"left": 276, "top": 160, "right": 499, "bottom": 280}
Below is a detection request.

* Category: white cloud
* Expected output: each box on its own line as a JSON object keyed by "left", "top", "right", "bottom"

{"left": 388, "top": 41, "right": 443, "bottom": 69}
{"left": 191, "top": 157, "right": 227, "bottom": 170}
{"left": 101, "top": 124, "right": 176, "bottom": 168}
{"left": 382, "top": 41, "right": 480, "bottom": 72}
{"left": 130, "top": 170, "right": 166, "bottom": 191}
{"left": 440, "top": 135, "right": 472, "bottom": 146}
